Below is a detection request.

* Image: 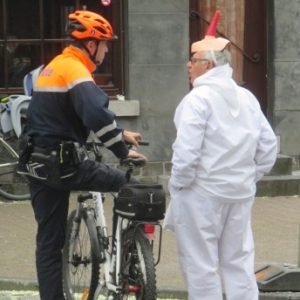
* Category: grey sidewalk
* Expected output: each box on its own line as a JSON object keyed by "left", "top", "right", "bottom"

{"left": 1, "top": 194, "right": 300, "bottom": 299}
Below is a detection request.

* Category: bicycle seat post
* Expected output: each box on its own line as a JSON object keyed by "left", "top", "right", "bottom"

{"left": 125, "top": 167, "right": 134, "bottom": 183}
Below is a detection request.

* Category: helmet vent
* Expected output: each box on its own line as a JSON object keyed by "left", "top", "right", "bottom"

{"left": 95, "top": 26, "right": 108, "bottom": 35}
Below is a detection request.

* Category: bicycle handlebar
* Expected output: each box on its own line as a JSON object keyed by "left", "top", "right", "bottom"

{"left": 85, "top": 139, "right": 149, "bottom": 170}
{"left": 86, "top": 139, "right": 149, "bottom": 149}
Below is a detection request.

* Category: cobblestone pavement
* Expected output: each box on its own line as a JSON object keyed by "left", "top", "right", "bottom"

{"left": 2, "top": 194, "right": 300, "bottom": 299}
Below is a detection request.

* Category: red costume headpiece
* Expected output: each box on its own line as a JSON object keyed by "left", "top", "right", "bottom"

{"left": 191, "top": 10, "right": 230, "bottom": 53}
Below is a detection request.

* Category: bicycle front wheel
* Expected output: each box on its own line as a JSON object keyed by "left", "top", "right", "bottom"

{"left": 63, "top": 208, "right": 100, "bottom": 300}
{"left": 116, "top": 227, "right": 157, "bottom": 300}
{"left": 0, "top": 135, "right": 30, "bottom": 200}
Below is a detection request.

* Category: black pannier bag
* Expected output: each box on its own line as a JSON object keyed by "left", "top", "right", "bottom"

{"left": 115, "top": 184, "right": 166, "bottom": 221}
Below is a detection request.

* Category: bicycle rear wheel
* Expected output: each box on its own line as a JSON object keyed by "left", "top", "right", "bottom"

{"left": 116, "top": 227, "right": 157, "bottom": 300}
{"left": 0, "top": 134, "right": 30, "bottom": 200}
{"left": 63, "top": 209, "right": 100, "bottom": 300}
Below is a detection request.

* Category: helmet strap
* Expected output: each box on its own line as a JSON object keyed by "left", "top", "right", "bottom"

{"left": 81, "top": 40, "right": 100, "bottom": 64}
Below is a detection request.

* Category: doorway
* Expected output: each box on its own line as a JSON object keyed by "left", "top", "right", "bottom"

{"left": 189, "top": 0, "right": 268, "bottom": 115}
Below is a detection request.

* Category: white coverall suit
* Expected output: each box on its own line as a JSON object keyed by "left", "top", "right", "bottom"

{"left": 163, "top": 64, "right": 277, "bottom": 300}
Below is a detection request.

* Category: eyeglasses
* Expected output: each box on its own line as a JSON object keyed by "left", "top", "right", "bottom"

{"left": 190, "top": 57, "right": 209, "bottom": 64}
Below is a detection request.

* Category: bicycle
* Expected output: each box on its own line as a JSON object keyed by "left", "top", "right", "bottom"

{"left": 62, "top": 140, "right": 166, "bottom": 300}
{"left": 0, "top": 94, "right": 30, "bottom": 200}
{"left": 0, "top": 65, "right": 44, "bottom": 200}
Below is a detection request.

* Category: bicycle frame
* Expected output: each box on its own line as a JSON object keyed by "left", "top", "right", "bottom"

{"left": 0, "top": 136, "right": 19, "bottom": 174}
{"left": 0, "top": 137, "right": 19, "bottom": 158}
{"left": 0, "top": 133, "right": 30, "bottom": 200}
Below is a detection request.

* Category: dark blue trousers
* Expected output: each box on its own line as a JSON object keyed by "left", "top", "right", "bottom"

{"left": 29, "top": 159, "right": 138, "bottom": 300}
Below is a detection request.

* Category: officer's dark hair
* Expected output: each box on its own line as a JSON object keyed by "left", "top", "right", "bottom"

{"left": 69, "top": 39, "right": 97, "bottom": 49}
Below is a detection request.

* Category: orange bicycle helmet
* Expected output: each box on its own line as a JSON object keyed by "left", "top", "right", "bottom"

{"left": 66, "top": 10, "right": 117, "bottom": 41}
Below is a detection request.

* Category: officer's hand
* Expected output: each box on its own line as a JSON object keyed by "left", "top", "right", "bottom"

{"left": 125, "top": 150, "right": 148, "bottom": 162}
{"left": 123, "top": 130, "right": 142, "bottom": 148}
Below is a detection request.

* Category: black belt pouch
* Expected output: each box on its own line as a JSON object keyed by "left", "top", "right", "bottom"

{"left": 18, "top": 134, "right": 33, "bottom": 164}
{"left": 31, "top": 151, "right": 61, "bottom": 185}
{"left": 61, "top": 141, "right": 80, "bottom": 165}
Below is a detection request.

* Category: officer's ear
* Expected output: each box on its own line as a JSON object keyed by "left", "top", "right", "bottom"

{"left": 85, "top": 40, "right": 95, "bottom": 51}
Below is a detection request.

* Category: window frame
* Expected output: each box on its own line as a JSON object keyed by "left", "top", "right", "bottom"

{"left": 0, "top": 0, "right": 125, "bottom": 99}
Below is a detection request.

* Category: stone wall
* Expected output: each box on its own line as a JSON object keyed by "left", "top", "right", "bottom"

{"left": 127, "top": 0, "right": 190, "bottom": 163}
{"left": 273, "top": 0, "right": 300, "bottom": 157}
{"left": 105, "top": 1, "right": 190, "bottom": 166}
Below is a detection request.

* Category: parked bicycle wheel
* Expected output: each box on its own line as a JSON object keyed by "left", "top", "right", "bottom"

{"left": 0, "top": 134, "right": 30, "bottom": 200}
{"left": 116, "top": 227, "right": 157, "bottom": 300}
{"left": 63, "top": 209, "right": 100, "bottom": 300}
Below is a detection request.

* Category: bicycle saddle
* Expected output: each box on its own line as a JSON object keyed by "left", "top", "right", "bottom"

{"left": 120, "top": 157, "right": 146, "bottom": 168}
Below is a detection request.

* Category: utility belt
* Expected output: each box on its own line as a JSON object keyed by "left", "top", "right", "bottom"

{"left": 32, "top": 142, "right": 81, "bottom": 166}
{"left": 18, "top": 134, "right": 81, "bottom": 185}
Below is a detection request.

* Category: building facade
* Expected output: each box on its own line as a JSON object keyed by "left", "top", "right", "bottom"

{"left": 1, "top": 1, "right": 298, "bottom": 180}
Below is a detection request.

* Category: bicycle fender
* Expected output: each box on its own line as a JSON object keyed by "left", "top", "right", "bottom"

{"left": 83, "top": 208, "right": 106, "bottom": 263}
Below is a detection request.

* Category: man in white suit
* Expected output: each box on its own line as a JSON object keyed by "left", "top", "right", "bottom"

{"left": 163, "top": 10, "right": 277, "bottom": 300}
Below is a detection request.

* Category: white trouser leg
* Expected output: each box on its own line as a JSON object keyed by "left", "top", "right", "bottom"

{"left": 218, "top": 200, "right": 259, "bottom": 300}
{"left": 171, "top": 189, "right": 224, "bottom": 300}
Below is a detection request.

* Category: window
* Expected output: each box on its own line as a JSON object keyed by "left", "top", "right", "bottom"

{"left": 0, "top": 0, "right": 124, "bottom": 98}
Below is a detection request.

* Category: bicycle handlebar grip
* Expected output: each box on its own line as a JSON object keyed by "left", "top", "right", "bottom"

{"left": 137, "top": 140, "right": 149, "bottom": 146}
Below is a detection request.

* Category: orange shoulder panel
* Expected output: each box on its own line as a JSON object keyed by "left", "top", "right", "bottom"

{"left": 35, "top": 51, "right": 94, "bottom": 89}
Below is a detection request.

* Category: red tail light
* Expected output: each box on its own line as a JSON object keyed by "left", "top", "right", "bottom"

{"left": 129, "top": 285, "right": 140, "bottom": 293}
{"left": 144, "top": 224, "right": 155, "bottom": 233}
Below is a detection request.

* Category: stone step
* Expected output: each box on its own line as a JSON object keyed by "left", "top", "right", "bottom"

{"left": 266, "top": 154, "right": 292, "bottom": 176}
{"left": 158, "top": 154, "right": 298, "bottom": 197}
{"left": 158, "top": 173, "right": 300, "bottom": 198}
{"left": 256, "top": 172, "right": 300, "bottom": 197}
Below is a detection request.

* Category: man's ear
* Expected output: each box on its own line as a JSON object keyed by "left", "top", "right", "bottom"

{"left": 206, "top": 60, "right": 214, "bottom": 70}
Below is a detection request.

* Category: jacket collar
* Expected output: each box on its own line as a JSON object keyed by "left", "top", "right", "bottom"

{"left": 63, "top": 45, "right": 97, "bottom": 73}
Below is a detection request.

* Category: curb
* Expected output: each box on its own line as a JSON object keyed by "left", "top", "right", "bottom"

{"left": 1, "top": 279, "right": 300, "bottom": 299}
{"left": 0, "top": 279, "right": 189, "bottom": 298}
{"left": 0, "top": 279, "right": 38, "bottom": 291}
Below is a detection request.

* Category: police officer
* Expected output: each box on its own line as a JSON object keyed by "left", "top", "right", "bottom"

{"left": 17, "top": 10, "right": 147, "bottom": 300}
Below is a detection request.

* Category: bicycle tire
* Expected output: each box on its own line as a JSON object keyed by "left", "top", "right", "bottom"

{"left": 115, "top": 227, "right": 157, "bottom": 300}
{"left": 0, "top": 135, "right": 30, "bottom": 200}
{"left": 63, "top": 208, "right": 100, "bottom": 300}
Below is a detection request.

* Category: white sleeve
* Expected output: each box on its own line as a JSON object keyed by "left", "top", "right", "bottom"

{"left": 254, "top": 113, "right": 277, "bottom": 182}
{"left": 170, "top": 96, "right": 208, "bottom": 189}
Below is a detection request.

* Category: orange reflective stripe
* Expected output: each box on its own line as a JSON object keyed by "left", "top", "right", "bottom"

{"left": 35, "top": 46, "right": 95, "bottom": 89}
